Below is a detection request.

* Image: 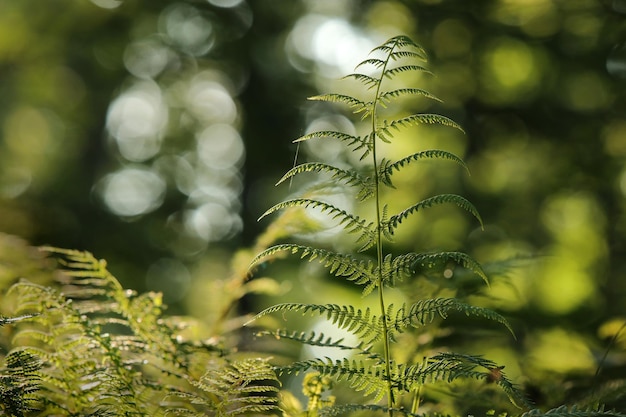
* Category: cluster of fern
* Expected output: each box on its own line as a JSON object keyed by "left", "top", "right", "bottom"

{"left": 0, "top": 244, "right": 280, "bottom": 416}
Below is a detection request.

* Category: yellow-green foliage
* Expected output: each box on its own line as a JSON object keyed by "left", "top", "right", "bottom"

{"left": 0, "top": 242, "right": 280, "bottom": 416}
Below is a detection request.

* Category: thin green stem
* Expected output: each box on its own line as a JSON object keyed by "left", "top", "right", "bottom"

{"left": 371, "top": 40, "right": 399, "bottom": 417}
{"left": 411, "top": 386, "right": 422, "bottom": 414}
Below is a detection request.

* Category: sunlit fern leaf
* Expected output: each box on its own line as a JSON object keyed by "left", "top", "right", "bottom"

{"left": 308, "top": 93, "right": 370, "bottom": 115}
{"left": 389, "top": 251, "right": 489, "bottom": 286}
{"left": 318, "top": 403, "right": 421, "bottom": 417}
{"left": 0, "top": 349, "right": 42, "bottom": 415}
{"left": 378, "top": 114, "right": 465, "bottom": 142}
{"left": 355, "top": 58, "right": 387, "bottom": 69}
{"left": 377, "top": 159, "right": 396, "bottom": 189}
{"left": 388, "top": 298, "right": 514, "bottom": 337}
{"left": 246, "top": 303, "right": 383, "bottom": 344}
{"left": 370, "top": 35, "right": 421, "bottom": 54}
{"left": 383, "top": 65, "right": 432, "bottom": 80}
{"left": 384, "top": 149, "right": 469, "bottom": 178}
{"left": 521, "top": 405, "right": 626, "bottom": 417}
{"left": 385, "top": 194, "right": 484, "bottom": 235}
{"left": 342, "top": 73, "right": 381, "bottom": 89}
{"left": 249, "top": 244, "right": 376, "bottom": 288}
{"left": 168, "top": 358, "right": 279, "bottom": 416}
{"left": 259, "top": 198, "right": 376, "bottom": 250}
{"left": 256, "top": 329, "right": 371, "bottom": 353}
{"left": 378, "top": 88, "right": 442, "bottom": 105}
{"left": 278, "top": 357, "right": 388, "bottom": 402}
{"left": 418, "top": 352, "right": 531, "bottom": 409}
{"left": 389, "top": 50, "right": 427, "bottom": 62}
{"left": 294, "top": 130, "right": 371, "bottom": 158}
{"left": 276, "top": 162, "right": 370, "bottom": 190}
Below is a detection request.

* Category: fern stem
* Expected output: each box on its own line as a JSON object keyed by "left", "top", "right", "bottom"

{"left": 371, "top": 39, "right": 399, "bottom": 417}
{"left": 411, "top": 386, "right": 422, "bottom": 414}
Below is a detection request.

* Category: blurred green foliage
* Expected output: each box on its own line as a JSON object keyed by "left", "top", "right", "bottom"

{"left": 0, "top": 0, "right": 626, "bottom": 411}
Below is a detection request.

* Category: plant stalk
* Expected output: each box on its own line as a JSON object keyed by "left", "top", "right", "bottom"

{"left": 371, "top": 40, "right": 398, "bottom": 417}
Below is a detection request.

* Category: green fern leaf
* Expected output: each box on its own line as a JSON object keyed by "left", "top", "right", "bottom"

{"left": 389, "top": 298, "right": 514, "bottom": 336}
{"left": 276, "top": 162, "right": 375, "bottom": 201}
{"left": 416, "top": 352, "right": 531, "bottom": 409}
{"left": 256, "top": 329, "right": 372, "bottom": 353}
{"left": 383, "top": 65, "right": 432, "bottom": 79}
{"left": 278, "top": 357, "right": 388, "bottom": 402}
{"left": 294, "top": 130, "right": 371, "bottom": 158}
{"left": 377, "top": 114, "right": 464, "bottom": 142}
{"left": 378, "top": 88, "right": 442, "bottom": 104}
{"left": 308, "top": 93, "right": 370, "bottom": 114}
{"left": 342, "top": 73, "right": 381, "bottom": 89}
{"left": 318, "top": 403, "right": 421, "bottom": 417}
{"left": 384, "top": 149, "right": 469, "bottom": 176}
{"left": 355, "top": 58, "right": 387, "bottom": 69}
{"left": 168, "top": 358, "right": 279, "bottom": 416}
{"left": 521, "top": 405, "right": 626, "bottom": 417}
{"left": 389, "top": 50, "right": 427, "bottom": 62}
{"left": 371, "top": 35, "right": 421, "bottom": 54}
{"left": 385, "top": 194, "right": 484, "bottom": 235}
{"left": 277, "top": 162, "right": 367, "bottom": 186}
{"left": 390, "top": 251, "right": 489, "bottom": 285}
{"left": 246, "top": 303, "right": 383, "bottom": 344}
{"left": 259, "top": 198, "right": 376, "bottom": 250}
{"left": 249, "top": 244, "right": 376, "bottom": 288}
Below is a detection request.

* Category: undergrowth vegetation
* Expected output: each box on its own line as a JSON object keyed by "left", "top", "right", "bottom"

{"left": 0, "top": 36, "right": 623, "bottom": 417}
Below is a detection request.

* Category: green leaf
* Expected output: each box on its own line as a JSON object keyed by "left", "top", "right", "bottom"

{"left": 383, "top": 64, "right": 432, "bottom": 79}
{"left": 249, "top": 244, "right": 376, "bottom": 288}
{"left": 342, "top": 73, "right": 380, "bottom": 89}
{"left": 246, "top": 303, "right": 383, "bottom": 344}
{"left": 384, "top": 149, "right": 469, "bottom": 176}
{"left": 385, "top": 194, "right": 484, "bottom": 235}
{"left": 308, "top": 93, "right": 370, "bottom": 114}
{"left": 378, "top": 88, "right": 441, "bottom": 105}
{"left": 390, "top": 251, "right": 489, "bottom": 286}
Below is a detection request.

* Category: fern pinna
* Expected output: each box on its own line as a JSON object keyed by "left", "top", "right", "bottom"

{"left": 247, "top": 35, "right": 527, "bottom": 416}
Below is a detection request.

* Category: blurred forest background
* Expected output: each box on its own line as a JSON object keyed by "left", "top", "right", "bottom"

{"left": 1, "top": 0, "right": 626, "bottom": 408}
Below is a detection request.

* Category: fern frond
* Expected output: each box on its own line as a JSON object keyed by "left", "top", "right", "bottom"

{"left": 378, "top": 88, "right": 441, "bottom": 105}
{"left": 0, "top": 349, "right": 42, "bottom": 415}
{"left": 249, "top": 244, "right": 376, "bottom": 288}
{"left": 319, "top": 403, "right": 421, "bottom": 417}
{"left": 383, "top": 65, "right": 432, "bottom": 79}
{"left": 389, "top": 50, "right": 427, "bottom": 62}
{"left": 355, "top": 58, "right": 387, "bottom": 69}
{"left": 371, "top": 35, "right": 422, "bottom": 54}
{"left": 259, "top": 198, "right": 376, "bottom": 250}
{"left": 384, "top": 149, "right": 469, "bottom": 177}
{"left": 256, "top": 329, "right": 371, "bottom": 353}
{"left": 389, "top": 251, "right": 489, "bottom": 285}
{"left": 521, "top": 405, "right": 626, "bottom": 417}
{"left": 389, "top": 298, "right": 514, "bottom": 336}
{"left": 294, "top": 130, "right": 371, "bottom": 158}
{"left": 246, "top": 303, "right": 383, "bottom": 344}
{"left": 168, "top": 358, "right": 279, "bottom": 416}
{"left": 385, "top": 194, "right": 484, "bottom": 235}
{"left": 418, "top": 352, "right": 531, "bottom": 409}
{"left": 378, "top": 114, "right": 465, "bottom": 142}
{"left": 342, "top": 73, "right": 381, "bottom": 89}
{"left": 277, "top": 162, "right": 369, "bottom": 187}
{"left": 308, "top": 93, "right": 370, "bottom": 114}
{"left": 278, "top": 357, "right": 388, "bottom": 402}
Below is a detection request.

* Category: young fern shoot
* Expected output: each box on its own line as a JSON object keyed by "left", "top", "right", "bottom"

{"left": 247, "top": 36, "right": 526, "bottom": 416}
